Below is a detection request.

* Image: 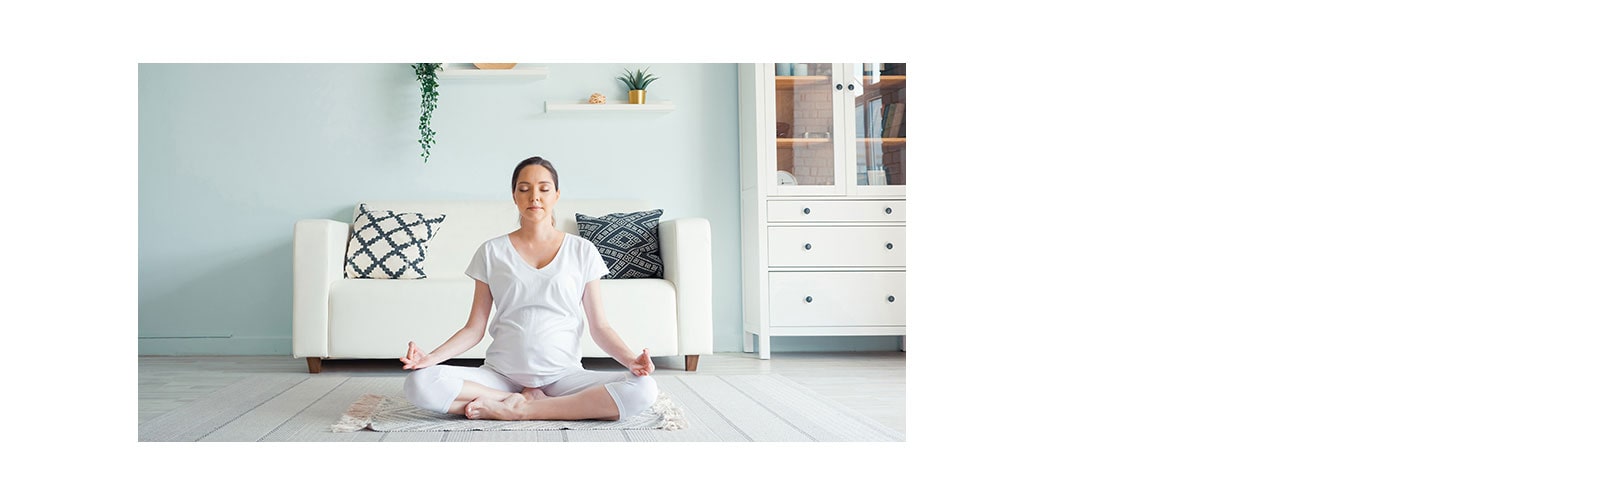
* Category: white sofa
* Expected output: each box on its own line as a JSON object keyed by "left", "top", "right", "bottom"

{"left": 292, "top": 199, "right": 712, "bottom": 374}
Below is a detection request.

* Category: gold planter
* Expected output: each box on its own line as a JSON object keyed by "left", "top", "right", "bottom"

{"left": 628, "top": 90, "right": 647, "bottom": 104}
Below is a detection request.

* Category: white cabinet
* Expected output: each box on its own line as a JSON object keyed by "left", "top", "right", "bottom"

{"left": 768, "top": 272, "right": 905, "bottom": 327}
{"left": 738, "top": 63, "right": 909, "bottom": 359}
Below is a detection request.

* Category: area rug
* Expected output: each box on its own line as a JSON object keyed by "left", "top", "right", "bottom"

{"left": 331, "top": 392, "right": 686, "bottom": 432}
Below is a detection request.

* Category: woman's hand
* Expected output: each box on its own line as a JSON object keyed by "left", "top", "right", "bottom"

{"left": 400, "top": 341, "right": 438, "bottom": 370}
{"left": 626, "top": 348, "right": 654, "bottom": 376}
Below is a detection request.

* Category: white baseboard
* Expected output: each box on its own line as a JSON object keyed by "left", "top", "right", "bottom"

{"left": 138, "top": 336, "right": 290, "bottom": 356}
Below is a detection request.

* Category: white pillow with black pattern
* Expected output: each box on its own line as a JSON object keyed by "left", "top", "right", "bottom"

{"left": 344, "top": 203, "right": 447, "bottom": 279}
{"left": 576, "top": 209, "right": 664, "bottom": 279}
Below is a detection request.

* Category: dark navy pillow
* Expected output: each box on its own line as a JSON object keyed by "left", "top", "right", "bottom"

{"left": 575, "top": 209, "right": 664, "bottom": 279}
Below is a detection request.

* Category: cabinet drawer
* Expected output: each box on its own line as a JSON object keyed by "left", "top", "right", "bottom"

{"left": 768, "top": 226, "right": 905, "bottom": 267}
{"left": 769, "top": 272, "right": 905, "bottom": 326}
{"left": 768, "top": 200, "right": 905, "bottom": 222}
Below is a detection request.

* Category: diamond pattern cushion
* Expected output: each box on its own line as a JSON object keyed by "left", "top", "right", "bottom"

{"left": 576, "top": 209, "right": 664, "bottom": 279}
{"left": 344, "top": 204, "right": 447, "bottom": 279}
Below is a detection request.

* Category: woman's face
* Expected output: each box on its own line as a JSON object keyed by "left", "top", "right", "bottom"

{"left": 514, "top": 165, "right": 560, "bottom": 224}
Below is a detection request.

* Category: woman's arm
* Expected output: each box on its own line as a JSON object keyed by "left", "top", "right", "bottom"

{"left": 581, "top": 280, "right": 654, "bottom": 376}
{"left": 401, "top": 279, "right": 493, "bottom": 369}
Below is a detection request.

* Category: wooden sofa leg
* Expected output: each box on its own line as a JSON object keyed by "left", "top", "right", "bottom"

{"left": 685, "top": 355, "right": 699, "bottom": 372}
{"left": 307, "top": 357, "right": 323, "bottom": 374}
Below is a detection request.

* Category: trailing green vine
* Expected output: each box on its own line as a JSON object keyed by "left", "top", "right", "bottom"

{"left": 412, "top": 63, "right": 442, "bottom": 162}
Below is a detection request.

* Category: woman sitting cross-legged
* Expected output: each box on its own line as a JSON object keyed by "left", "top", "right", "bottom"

{"left": 399, "top": 155, "right": 658, "bottom": 421}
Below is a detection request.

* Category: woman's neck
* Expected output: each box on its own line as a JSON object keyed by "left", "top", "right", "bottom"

{"left": 512, "top": 218, "right": 561, "bottom": 241}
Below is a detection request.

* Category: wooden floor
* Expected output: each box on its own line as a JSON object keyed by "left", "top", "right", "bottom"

{"left": 138, "top": 351, "right": 906, "bottom": 436}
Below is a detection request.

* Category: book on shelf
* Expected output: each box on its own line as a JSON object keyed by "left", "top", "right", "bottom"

{"left": 867, "top": 99, "right": 883, "bottom": 139}
{"left": 883, "top": 103, "right": 905, "bottom": 139}
{"left": 867, "top": 170, "right": 887, "bottom": 186}
{"left": 878, "top": 103, "right": 892, "bottom": 138}
{"left": 855, "top": 102, "right": 866, "bottom": 139}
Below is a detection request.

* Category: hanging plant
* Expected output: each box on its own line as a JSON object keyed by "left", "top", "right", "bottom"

{"left": 412, "top": 63, "right": 443, "bottom": 162}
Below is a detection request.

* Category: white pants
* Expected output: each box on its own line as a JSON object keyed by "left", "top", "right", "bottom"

{"left": 402, "top": 364, "right": 659, "bottom": 419}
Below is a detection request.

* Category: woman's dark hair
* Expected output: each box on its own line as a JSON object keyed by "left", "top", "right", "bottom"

{"left": 512, "top": 156, "right": 559, "bottom": 191}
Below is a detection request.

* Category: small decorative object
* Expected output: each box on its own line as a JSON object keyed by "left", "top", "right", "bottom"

{"left": 776, "top": 63, "right": 793, "bottom": 76}
{"left": 616, "top": 67, "right": 659, "bottom": 104}
{"left": 588, "top": 92, "right": 607, "bottom": 104}
{"left": 411, "top": 63, "right": 443, "bottom": 163}
{"left": 792, "top": 63, "right": 809, "bottom": 76}
{"left": 472, "top": 63, "right": 516, "bottom": 69}
{"left": 867, "top": 168, "right": 888, "bottom": 186}
{"left": 775, "top": 122, "right": 791, "bottom": 138}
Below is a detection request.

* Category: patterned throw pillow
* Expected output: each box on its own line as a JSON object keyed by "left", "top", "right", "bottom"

{"left": 576, "top": 209, "right": 664, "bottom": 279}
{"left": 344, "top": 204, "right": 447, "bottom": 279}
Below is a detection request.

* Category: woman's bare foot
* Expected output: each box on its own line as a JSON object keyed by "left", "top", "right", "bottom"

{"left": 521, "top": 387, "right": 551, "bottom": 401}
{"left": 466, "top": 393, "right": 527, "bottom": 420}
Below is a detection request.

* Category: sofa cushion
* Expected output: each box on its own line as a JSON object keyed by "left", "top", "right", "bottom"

{"left": 576, "top": 209, "right": 664, "bottom": 279}
{"left": 578, "top": 278, "right": 679, "bottom": 357}
{"left": 326, "top": 277, "right": 677, "bottom": 359}
{"left": 345, "top": 203, "right": 447, "bottom": 279}
{"left": 329, "top": 277, "right": 488, "bottom": 358}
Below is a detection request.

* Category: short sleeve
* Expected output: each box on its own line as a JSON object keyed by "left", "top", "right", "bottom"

{"left": 465, "top": 240, "right": 490, "bottom": 283}
{"left": 584, "top": 239, "right": 610, "bottom": 283}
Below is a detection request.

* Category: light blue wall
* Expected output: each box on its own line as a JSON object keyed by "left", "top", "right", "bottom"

{"left": 138, "top": 63, "right": 899, "bottom": 355}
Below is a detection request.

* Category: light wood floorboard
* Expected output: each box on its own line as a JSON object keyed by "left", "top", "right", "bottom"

{"left": 139, "top": 351, "right": 906, "bottom": 439}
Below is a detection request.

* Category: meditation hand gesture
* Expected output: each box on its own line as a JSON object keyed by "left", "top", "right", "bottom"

{"left": 627, "top": 348, "right": 654, "bottom": 376}
{"left": 400, "top": 341, "right": 438, "bottom": 370}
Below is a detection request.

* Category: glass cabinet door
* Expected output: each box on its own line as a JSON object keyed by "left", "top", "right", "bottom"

{"left": 853, "top": 62, "right": 907, "bottom": 190}
{"left": 772, "top": 63, "right": 837, "bottom": 190}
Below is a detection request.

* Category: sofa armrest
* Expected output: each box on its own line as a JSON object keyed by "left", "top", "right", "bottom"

{"left": 658, "top": 217, "right": 712, "bottom": 356}
{"left": 293, "top": 219, "right": 348, "bottom": 358}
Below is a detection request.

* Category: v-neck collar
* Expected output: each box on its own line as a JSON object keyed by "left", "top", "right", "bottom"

{"left": 506, "top": 232, "right": 567, "bottom": 273}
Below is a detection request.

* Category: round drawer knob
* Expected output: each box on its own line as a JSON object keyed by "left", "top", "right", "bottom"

{"left": 803, "top": 207, "right": 811, "bottom": 215}
{"left": 885, "top": 207, "right": 893, "bottom": 215}
{"left": 804, "top": 243, "right": 812, "bottom": 250}
{"left": 887, "top": 295, "right": 896, "bottom": 303}
{"left": 885, "top": 242, "right": 894, "bottom": 250}
{"left": 835, "top": 83, "right": 843, "bottom": 90}
{"left": 805, "top": 296, "right": 813, "bottom": 303}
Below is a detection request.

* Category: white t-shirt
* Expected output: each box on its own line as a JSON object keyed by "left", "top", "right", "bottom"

{"left": 465, "top": 232, "right": 610, "bottom": 387}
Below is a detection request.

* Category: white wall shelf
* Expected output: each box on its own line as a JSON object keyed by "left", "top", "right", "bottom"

{"left": 545, "top": 100, "right": 676, "bottom": 112}
{"left": 437, "top": 64, "right": 549, "bottom": 80}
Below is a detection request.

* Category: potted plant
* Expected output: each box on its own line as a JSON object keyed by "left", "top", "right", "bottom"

{"left": 616, "top": 67, "right": 659, "bottom": 104}
{"left": 412, "top": 63, "right": 442, "bottom": 162}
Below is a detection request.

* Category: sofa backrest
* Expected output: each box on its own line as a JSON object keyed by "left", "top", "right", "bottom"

{"left": 353, "top": 199, "right": 653, "bottom": 280}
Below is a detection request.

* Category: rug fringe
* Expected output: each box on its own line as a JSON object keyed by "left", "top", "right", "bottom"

{"left": 329, "top": 393, "right": 384, "bottom": 432}
{"left": 651, "top": 393, "right": 687, "bottom": 431}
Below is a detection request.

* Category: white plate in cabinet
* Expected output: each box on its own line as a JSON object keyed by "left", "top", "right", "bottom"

{"left": 768, "top": 227, "right": 905, "bottom": 267}
{"left": 768, "top": 200, "right": 906, "bottom": 222}
{"left": 769, "top": 272, "right": 905, "bottom": 326}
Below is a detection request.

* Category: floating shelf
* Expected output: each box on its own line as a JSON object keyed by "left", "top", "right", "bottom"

{"left": 775, "top": 76, "right": 831, "bottom": 90}
{"left": 777, "top": 138, "right": 831, "bottom": 149}
{"left": 778, "top": 137, "right": 906, "bottom": 148}
{"left": 438, "top": 64, "right": 549, "bottom": 80}
{"left": 859, "top": 75, "right": 907, "bottom": 90}
{"left": 775, "top": 75, "right": 905, "bottom": 90}
{"left": 545, "top": 100, "right": 675, "bottom": 112}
